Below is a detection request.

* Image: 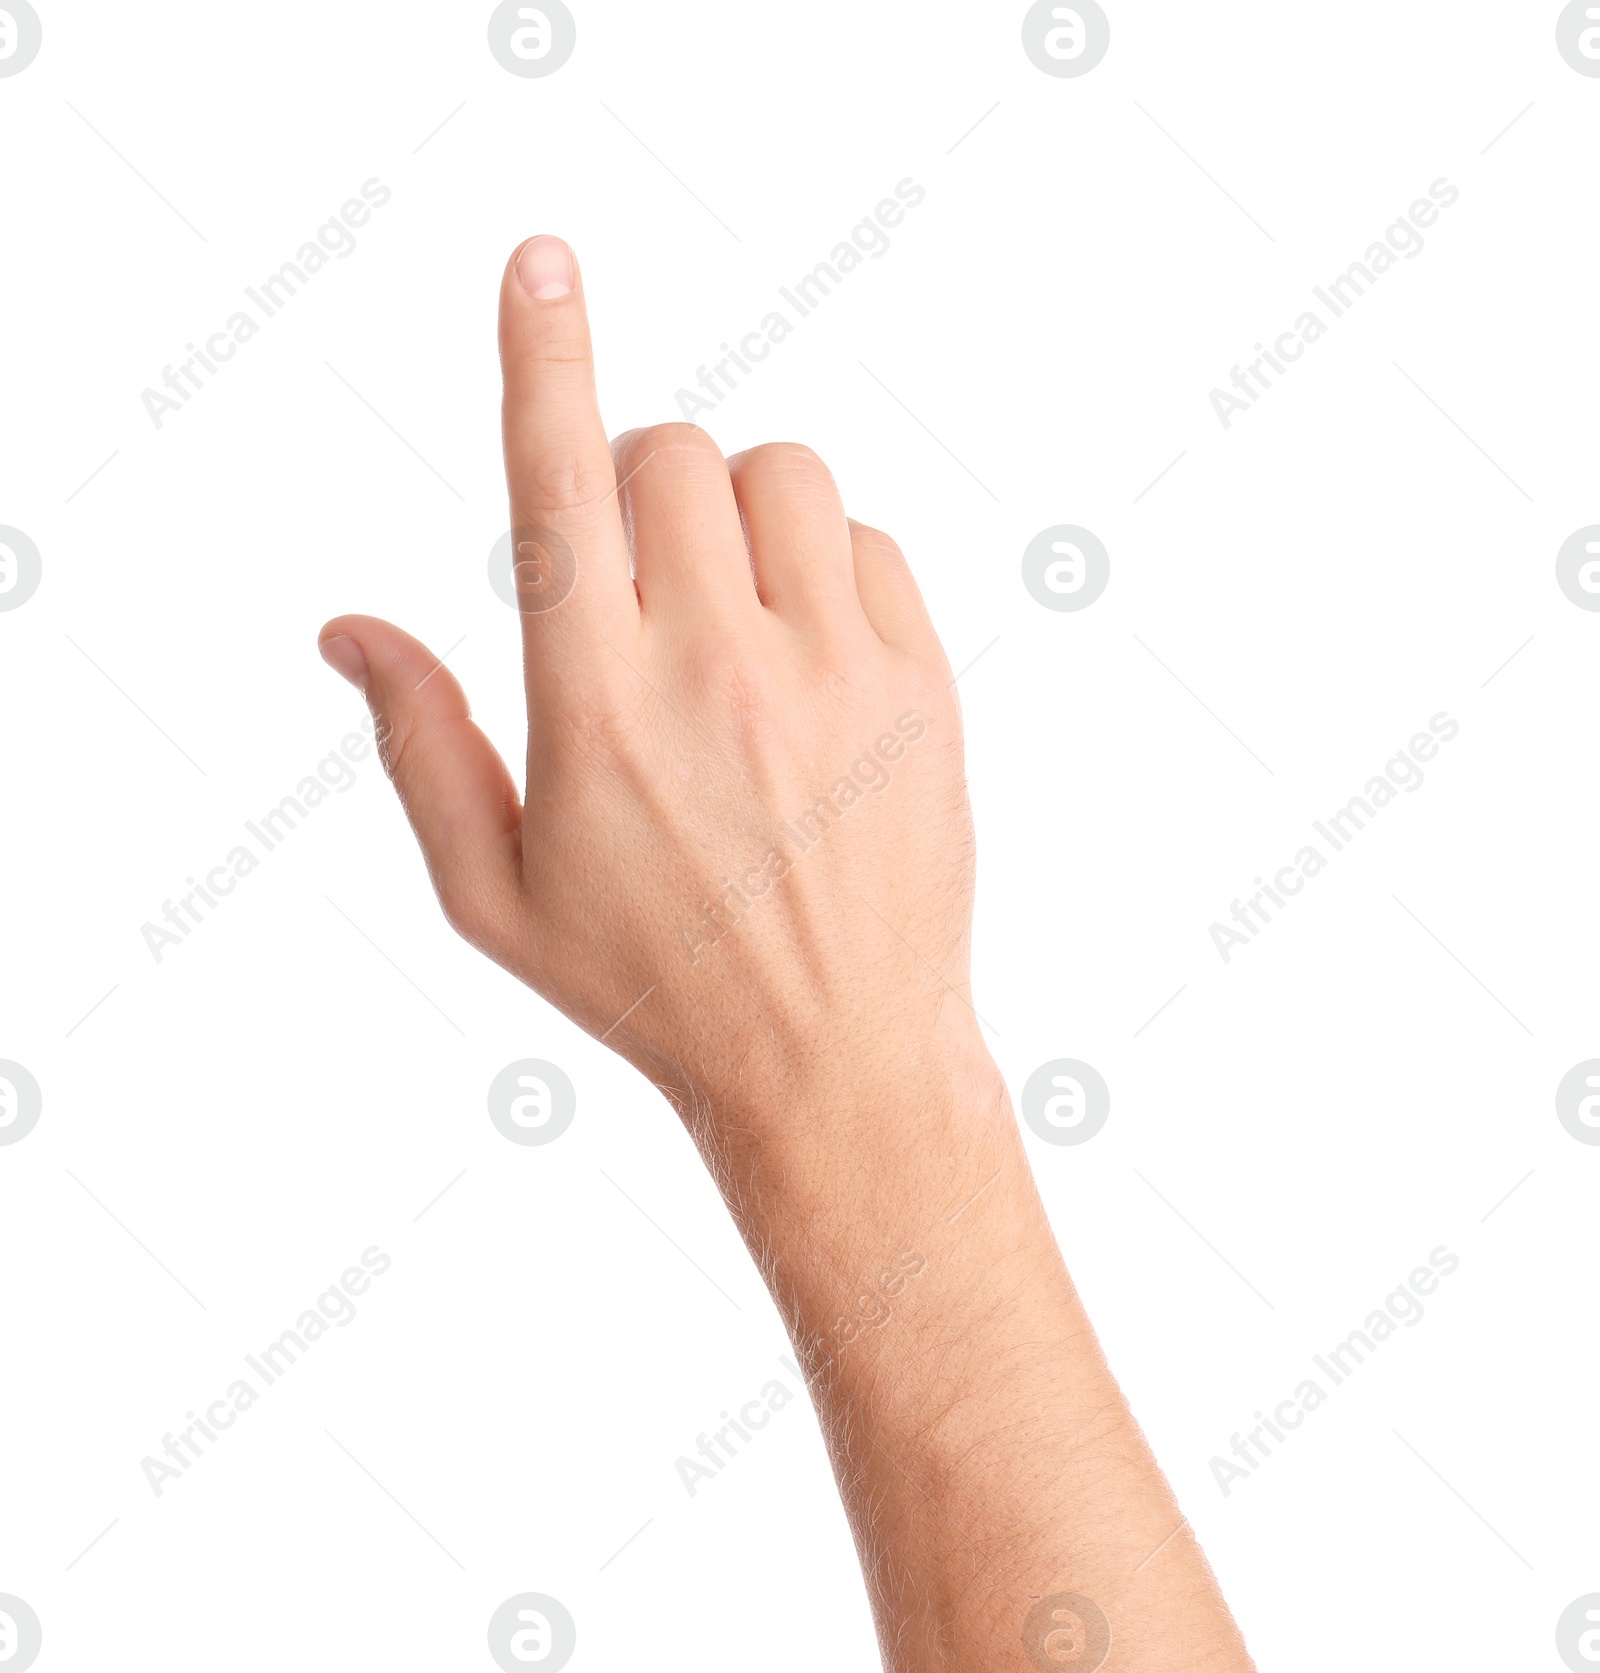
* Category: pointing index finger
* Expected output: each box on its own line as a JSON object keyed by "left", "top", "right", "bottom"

{"left": 499, "top": 236, "right": 638, "bottom": 659}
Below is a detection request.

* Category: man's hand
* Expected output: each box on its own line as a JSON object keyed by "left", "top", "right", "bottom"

{"left": 319, "top": 233, "right": 978, "bottom": 1126}
{"left": 318, "top": 236, "right": 1253, "bottom": 1673}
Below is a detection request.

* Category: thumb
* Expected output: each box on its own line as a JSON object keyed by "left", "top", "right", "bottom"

{"left": 319, "top": 615, "right": 523, "bottom": 947}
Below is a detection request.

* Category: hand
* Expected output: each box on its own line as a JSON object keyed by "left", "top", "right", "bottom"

{"left": 319, "top": 234, "right": 982, "bottom": 1133}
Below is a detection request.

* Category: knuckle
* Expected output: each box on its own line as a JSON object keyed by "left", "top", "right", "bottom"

{"left": 686, "top": 643, "right": 782, "bottom": 740}
{"left": 628, "top": 421, "right": 723, "bottom": 465}
{"left": 751, "top": 440, "right": 824, "bottom": 469}
{"left": 520, "top": 445, "right": 617, "bottom": 516}
{"left": 553, "top": 682, "right": 640, "bottom": 765}
{"left": 738, "top": 441, "right": 832, "bottom": 488}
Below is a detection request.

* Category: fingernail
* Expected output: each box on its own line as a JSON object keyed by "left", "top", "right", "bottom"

{"left": 516, "top": 235, "right": 574, "bottom": 300}
{"left": 319, "top": 633, "right": 368, "bottom": 690}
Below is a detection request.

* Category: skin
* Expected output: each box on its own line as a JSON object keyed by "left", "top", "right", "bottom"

{"left": 319, "top": 235, "right": 1254, "bottom": 1672}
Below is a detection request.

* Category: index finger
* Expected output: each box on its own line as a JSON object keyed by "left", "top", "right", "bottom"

{"left": 499, "top": 236, "right": 640, "bottom": 685}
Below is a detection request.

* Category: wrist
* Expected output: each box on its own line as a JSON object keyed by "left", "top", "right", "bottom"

{"left": 698, "top": 1019, "right": 1011, "bottom": 1221}
{"left": 688, "top": 1029, "right": 1057, "bottom": 1371}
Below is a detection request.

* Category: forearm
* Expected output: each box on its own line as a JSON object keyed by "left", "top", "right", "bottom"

{"left": 700, "top": 1028, "right": 1253, "bottom": 1672}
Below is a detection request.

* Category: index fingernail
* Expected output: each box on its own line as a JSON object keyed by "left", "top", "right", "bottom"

{"left": 516, "top": 235, "right": 574, "bottom": 300}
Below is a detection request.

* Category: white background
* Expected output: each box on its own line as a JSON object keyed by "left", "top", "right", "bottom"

{"left": 2, "top": 2, "right": 1596, "bottom": 1668}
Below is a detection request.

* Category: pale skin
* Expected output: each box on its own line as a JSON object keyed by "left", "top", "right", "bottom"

{"left": 318, "top": 235, "right": 1254, "bottom": 1672}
